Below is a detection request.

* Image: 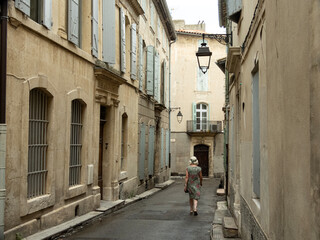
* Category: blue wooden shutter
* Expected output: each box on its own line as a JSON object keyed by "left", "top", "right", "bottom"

{"left": 139, "top": 35, "right": 144, "bottom": 90}
{"left": 163, "top": 61, "right": 167, "bottom": 107}
{"left": 42, "top": 0, "right": 52, "bottom": 29}
{"left": 102, "top": 0, "right": 116, "bottom": 63}
{"left": 157, "top": 17, "right": 161, "bottom": 41}
{"left": 130, "top": 24, "right": 137, "bottom": 80}
{"left": 146, "top": 46, "right": 154, "bottom": 95}
{"left": 192, "top": 103, "right": 197, "bottom": 131}
{"left": 165, "top": 129, "right": 170, "bottom": 166}
{"left": 148, "top": 126, "right": 155, "bottom": 175}
{"left": 150, "top": 2, "right": 154, "bottom": 30}
{"left": 197, "top": 40, "right": 208, "bottom": 91}
{"left": 68, "top": 0, "right": 80, "bottom": 46}
{"left": 154, "top": 52, "right": 160, "bottom": 102}
{"left": 160, "top": 128, "right": 164, "bottom": 168}
{"left": 92, "top": 0, "right": 99, "bottom": 57}
{"left": 252, "top": 71, "right": 260, "bottom": 198}
{"left": 139, "top": 123, "right": 146, "bottom": 180}
{"left": 120, "top": 8, "right": 126, "bottom": 73}
{"left": 15, "top": 0, "right": 30, "bottom": 16}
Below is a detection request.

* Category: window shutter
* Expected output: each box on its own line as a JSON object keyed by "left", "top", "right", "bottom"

{"left": 146, "top": 46, "right": 154, "bottom": 95}
{"left": 150, "top": 2, "right": 154, "bottom": 30}
{"left": 163, "top": 61, "right": 166, "bottom": 107}
{"left": 92, "top": 0, "right": 99, "bottom": 57}
{"left": 208, "top": 103, "right": 211, "bottom": 120}
{"left": 68, "top": 0, "right": 80, "bottom": 46}
{"left": 192, "top": 103, "right": 197, "bottom": 131}
{"left": 102, "top": 0, "right": 116, "bottom": 63}
{"left": 139, "top": 123, "right": 146, "bottom": 180}
{"left": 160, "top": 128, "right": 164, "bottom": 168}
{"left": 139, "top": 35, "right": 144, "bottom": 91}
{"left": 148, "top": 126, "right": 155, "bottom": 175}
{"left": 154, "top": 52, "right": 160, "bottom": 102}
{"left": 120, "top": 8, "right": 126, "bottom": 73}
{"left": 15, "top": 0, "right": 31, "bottom": 16}
{"left": 42, "top": 0, "right": 52, "bottom": 29}
{"left": 165, "top": 129, "right": 170, "bottom": 166}
{"left": 130, "top": 24, "right": 137, "bottom": 80}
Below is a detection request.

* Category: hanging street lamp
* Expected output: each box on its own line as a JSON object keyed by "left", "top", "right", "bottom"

{"left": 196, "top": 34, "right": 212, "bottom": 74}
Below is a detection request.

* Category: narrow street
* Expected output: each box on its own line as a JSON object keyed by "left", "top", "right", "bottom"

{"left": 65, "top": 178, "right": 225, "bottom": 240}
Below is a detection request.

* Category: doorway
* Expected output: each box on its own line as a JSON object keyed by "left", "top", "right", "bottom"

{"left": 99, "top": 106, "right": 106, "bottom": 199}
{"left": 194, "top": 144, "right": 209, "bottom": 177}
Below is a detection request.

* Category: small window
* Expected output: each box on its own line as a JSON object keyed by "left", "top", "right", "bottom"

{"left": 69, "top": 99, "right": 83, "bottom": 186}
{"left": 28, "top": 89, "right": 49, "bottom": 199}
{"left": 196, "top": 103, "right": 208, "bottom": 131}
{"left": 121, "top": 114, "right": 128, "bottom": 170}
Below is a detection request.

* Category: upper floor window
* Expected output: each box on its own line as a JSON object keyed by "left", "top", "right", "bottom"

{"left": 68, "top": 0, "right": 81, "bottom": 46}
{"left": 121, "top": 113, "right": 128, "bottom": 171}
{"left": 15, "top": 0, "right": 52, "bottom": 29}
{"left": 28, "top": 89, "right": 50, "bottom": 199}
{"left": 196, "top": 103, "right": 208, "bottom": 131}
{"left": 197, "top": 40, "right": 209, "bottom": 91}
{"left": 69, "top": 99, "right": 83, "bottom": 186}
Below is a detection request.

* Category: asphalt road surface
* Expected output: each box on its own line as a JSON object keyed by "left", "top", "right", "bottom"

{"left": 66, "top": 178, "right": 224, "bottom": 240}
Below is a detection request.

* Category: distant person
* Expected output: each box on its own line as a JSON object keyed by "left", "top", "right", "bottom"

{"left": 184, "top": 156, "right": 203, "bottom": 216}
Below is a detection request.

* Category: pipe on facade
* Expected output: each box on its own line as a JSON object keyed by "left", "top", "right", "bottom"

{"left": 0, "top": 0, "right": 7, "bottom": 239}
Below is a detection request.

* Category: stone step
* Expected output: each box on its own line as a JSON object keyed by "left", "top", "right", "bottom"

{"left": 222, "top": 217, "right": 239, "bottom": 238}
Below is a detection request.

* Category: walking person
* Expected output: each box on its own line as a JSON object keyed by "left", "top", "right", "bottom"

{"left": 184, "top": 156, "right": 203, "bottom": 216}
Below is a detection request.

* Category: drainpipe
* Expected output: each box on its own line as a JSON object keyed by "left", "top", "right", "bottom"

{"left": 168, "top": 39, "right": 176, "bottom": 170}
{"left": 0, "top": 0, "right": 8, "bottom": 239}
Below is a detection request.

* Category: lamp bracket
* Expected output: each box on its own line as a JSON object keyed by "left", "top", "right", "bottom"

{"left": 202, "top": 33, "right": 232, "bottom": 46}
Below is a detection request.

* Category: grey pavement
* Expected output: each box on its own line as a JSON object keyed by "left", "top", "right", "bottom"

{"left": 63, "top": 178, "right": 227, "bottom": 240}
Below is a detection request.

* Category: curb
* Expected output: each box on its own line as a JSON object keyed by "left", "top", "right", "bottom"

{"left": 24, "top": 179, "right": 175, "bottom": 240}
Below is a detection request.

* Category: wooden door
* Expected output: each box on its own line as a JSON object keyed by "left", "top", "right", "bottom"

{"left": 99, "top": 106, "right": 106, "bottom": 199}
{"left": 194, "top": 144, "right": 209, "bottom": 177}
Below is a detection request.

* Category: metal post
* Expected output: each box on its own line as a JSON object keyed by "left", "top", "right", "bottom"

{"left": 0, "top": 1, "right": 7, "bottom": 239}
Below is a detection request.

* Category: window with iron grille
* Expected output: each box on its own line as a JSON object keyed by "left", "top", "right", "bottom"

{"left": 69, "top": 100, "right": 83, "bottom": 186}
{"left": 28, "top": 89, "right": 49, "bottom": 199}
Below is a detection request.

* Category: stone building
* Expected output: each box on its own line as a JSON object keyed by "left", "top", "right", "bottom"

{"left": 219, "top": 0, "right": 320, "bottom": 239}
{"left": 1, "top": 0, "right": 175, "bottom": 239}
{"left": 170, "top": 20, "right": 226, "bottom": 178}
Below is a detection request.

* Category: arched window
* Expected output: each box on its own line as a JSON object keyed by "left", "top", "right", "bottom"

{"left": 28, "top": 88, "right": 50, "bottom": 199}
{"left": 196, "top": 103, "right": 208, "bottom": 131}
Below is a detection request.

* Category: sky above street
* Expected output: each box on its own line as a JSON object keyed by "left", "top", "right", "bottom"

{"left": 166, "top": 0, "right": 226, "bottom": 34}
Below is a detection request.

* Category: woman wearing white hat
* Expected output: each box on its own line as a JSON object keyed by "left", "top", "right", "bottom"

{"left": 184, "top": 156, "right": 203, "bottom": 216}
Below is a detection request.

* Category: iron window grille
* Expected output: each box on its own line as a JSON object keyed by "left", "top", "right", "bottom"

{"left": 69, "top": 100, "right": 83, "bottom": 186}
{"left": 28, "top": 89, "right": 49, "bottom": 199}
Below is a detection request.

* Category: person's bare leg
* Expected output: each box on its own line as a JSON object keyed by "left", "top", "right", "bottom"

{"left": 189, "top": 199, "right": 194, "bottom": 212}
{"left": 193, "top": 199, "right": 198, "bottom": 212}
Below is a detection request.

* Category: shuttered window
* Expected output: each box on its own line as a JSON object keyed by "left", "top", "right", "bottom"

{"left": 148, "top": 126, "right": 155, "bottom": 175}
{"left": 120, "top": 8, "right": 126, "bottom": 73}
{"left": 150, "top": 2, "right": 155, "bottom": 31}
{"left": 28, "top": 89, "right": 49, "bottom": 199}
{"left": 252, "top": 70, "right": 260, "bottom": 198}
{"left": 146, "top": 46, "right": 154, "bottom": 95}
{"left": 138, "top": 35, "right": 144, "bottom": 91}
{"left": 154, "top": 52, "right": 160, "bottom": 102}
{"left": 196, "top": 103, "right": 208, "bottom": 131}
{"left": 130, "top": 24, "right": 137, "bottom": 80}
{"left": 68, "top": 0, "right": 80, "bottom": 46}
{"left": 160, "top": 128, "right": 164, "bottom": 168}
{"left": 69, "top": 100, "right": 83, "bottom": 186}
{"left": 102, "top": 0, "right": 116, "bottom": 63}
{"left": 138, "top": 123, "right": 146, "bottom": 180}
{"left": 197, "top": 40, "right": 209, "bottom": 91}
{"left": 165, "top": 129, "right": 170, "bottom": 167}
{"left": 15, "top": 0, "right": 52, "bottom": 29}
{"left": 121, "top": 114, "right": 128, "bottom": 171}
{"left": 92, "top": 0, "right": 99, "bottom": 57}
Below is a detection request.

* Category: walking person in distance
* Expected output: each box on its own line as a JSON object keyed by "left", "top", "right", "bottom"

{"left": 184, "top": 156, "right": 203, "bottom": 216}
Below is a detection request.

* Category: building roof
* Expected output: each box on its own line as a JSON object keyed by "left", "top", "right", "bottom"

{"left": 154, "top": 0, "right": 177, "bottom": 41}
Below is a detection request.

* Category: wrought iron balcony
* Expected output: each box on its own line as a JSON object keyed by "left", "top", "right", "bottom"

{"left": 186, "top": 120, "right": 222, "bottom": 136}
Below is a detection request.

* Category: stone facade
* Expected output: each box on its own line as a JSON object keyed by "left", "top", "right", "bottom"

{"left": 170, "top": 20, "right": 226, "bottom": 178}
{"left": 219, "top": 0, "right": 320, "bottom": 239}
{"left": 3, "top": 0, "right": 175, "bottom": 239}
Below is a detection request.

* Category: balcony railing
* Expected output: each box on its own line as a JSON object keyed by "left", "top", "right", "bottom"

{"left": 186, "top": 120, "right": 222, "bottom": 134}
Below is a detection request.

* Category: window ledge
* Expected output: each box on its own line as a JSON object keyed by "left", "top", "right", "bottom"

{"left": 21, "top": 194, "right": 55, "bottom": 216}
{"left": 65, "top": 184, "right": 86, "bottom": 200}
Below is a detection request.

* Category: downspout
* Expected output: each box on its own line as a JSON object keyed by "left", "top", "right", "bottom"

{"left": 0, "top": 0, "right": 8, "bottom": 239}
{"left": 168, "top": 39, "right": 176, "bottom": 169}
